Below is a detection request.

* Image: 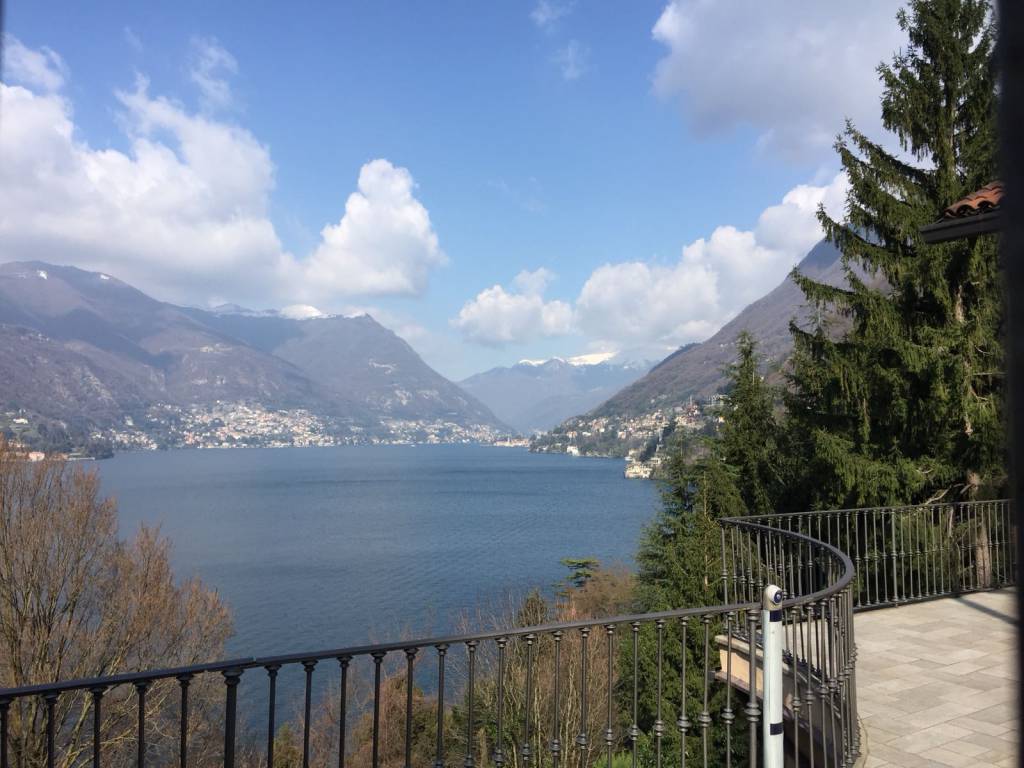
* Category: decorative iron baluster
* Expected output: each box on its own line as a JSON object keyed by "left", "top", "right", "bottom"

{"left": 223, "top": 669, "right": 241, "bottom": 768}
{"left": 730, "top": 527, "right": 740, "bottom": 605}
{"left": 630, "top": 622, "right": 639, "bottom": 768}
{"left": 339, "top": 655, "right": 351, "bottom": 768}
{"left": 465, "top": 641, "right": 477, "bottom": 768}
{"left": 722, "top": 613, "right": 734, "bottom": 768}
{"left": 918, "top": 507, "right": 927, "bottom": 599}
{"left": 787, "top": 606, "right": 802, "bottom": 768}
{"left": 815, "top": 601, "right": 829, "bottom": 767}
{"left": 551, "top": 631, "right": 562, "bottom": 768}
{"left": 755, "top": 528, "right": 764, "bottom": 598}
{"left": 871, "top": 509, "right": 880, "bottom": 605}
{"left": 495, "top": 638, "right": 507, "bottom": 768}
{"left": 654, "top": 620, "right": 665, "bottom": 768}
{"left": 0, "top": 697, "right": 8, "bottom": 768}
{"left": 827, "top": 595, "right": 840, "bottom": 768}
{"left": 371, "top": 653, "right": 385, "bottom": 768}
{"left": 90, "top": 686, "right": 104, "bottom": 768}
{"left": 265, "top": 665, "right": 280, "bottom": 768}
{"left": 135, "top": 681, "right": 148, "bottom": 768}
{"left": 45, "top": 692, "right": 58, "bottom": 768}
{"left": 721, "top": 529, "right": 730, "bottom": 605}
{"left": 802, "top": 602, "right": 816, "bottom": 768}
{"left": 576, "top": 628, "right": 590, "bottom": 763}
{"left": 744, "top": 611, "right": 759, "bottom": 768}
{"left": 522, "top": 635, "right": 535, "bottom": 768}
{"left": 405, "top": 648, "right": 418, "bottom": 768}
{"left": 890, "top": 510, "right": 899, "bottom": 603}
{"left": 880, "top": 509, "right": 890, "bottom": 604}
{"left": 436, "top": 644, "right": 448, "bottom": 768}
{"left": 605, "top": 626, "right": 616, "bottom": 768}
{"left": 177, "top": 674, "right": 191, "bottom": 768}
{"left": 852, "top": 510, "right": 861, "bottom": 608}
{"left": 303, "top": 660, "right": 318, "bottom": 768}
{"left": 677, "top": 618, "right": 689, "bottom": 768}
{"left": 898, "top": 508, "right": 907, "bottom": 604}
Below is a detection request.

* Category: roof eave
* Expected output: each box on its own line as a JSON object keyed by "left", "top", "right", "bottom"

{"left": 919, "top": 210, "right": 1002, "bottom": 243}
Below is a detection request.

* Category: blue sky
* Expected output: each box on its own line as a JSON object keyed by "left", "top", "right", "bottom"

{"left": 2, "top": 1, "right": 905, "bottom": 379}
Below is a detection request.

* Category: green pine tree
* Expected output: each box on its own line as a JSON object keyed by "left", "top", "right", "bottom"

{"left": 621, "top": 334, "right": 783, "bottom": 765}
{"left": 718, "top": 332, "right": 782, "bottom": 515}
{"left": 624, "top": 452, "right": 746, "bottom": 766}
{"left": 786, "top": 0, "right": 1003, "bottom": 508}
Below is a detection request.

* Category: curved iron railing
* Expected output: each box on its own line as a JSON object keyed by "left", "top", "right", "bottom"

{"left": 743, "top": 499, "right": 1015, "bottom": 610}
{"left": 1, "top": 517, "right": 860, "bottom": 768}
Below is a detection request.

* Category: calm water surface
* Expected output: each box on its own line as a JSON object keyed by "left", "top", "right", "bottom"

{"left": 97, "top": 444, "right": 660, "bottom": 659}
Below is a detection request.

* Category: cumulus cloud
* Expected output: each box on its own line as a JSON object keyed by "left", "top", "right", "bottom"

{"left": 2, "top": 34, "right": 67, "bottom": 91}
{"left": 455, "top": 173, "right": 847, "bottom": 352}
{"left": 651, "top": 1, "right": 906, "bottom": 161}
{"left": 575, "top": 173, "right": 848, "bottom": 348}
{"left": 296, "top": 159, "right": 447, "bottom": 298}
{"left": 554, "top": 40, "right": 589, "bottom": 81}
{"left": 188, "top": 36, "right": 238, "bottom": 111}
{"left": 453, "top": 269, "right": 573, "bottom": 346}
{"left": 513, "top": 266, "right": 555, "bottom": 296}
{"left": 0, "top": 38, "right": 446, "bottom": 309}
{"left": 531, "top": 1, "right": 573, "bottom": 30}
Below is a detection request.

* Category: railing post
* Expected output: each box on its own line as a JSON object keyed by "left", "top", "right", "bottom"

{"left": 223, "top": 667, "right": 242, "bottom": 768}
{"left": 762, "top": 586, "right": 784, "bottom": 768}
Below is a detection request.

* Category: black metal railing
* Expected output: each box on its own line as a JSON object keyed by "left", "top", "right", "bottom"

{"left": 0, "top": 514, "right": 863, "bottom": 768}
{"left": 743, "top": 499, "right": 1015, "bottom": 610}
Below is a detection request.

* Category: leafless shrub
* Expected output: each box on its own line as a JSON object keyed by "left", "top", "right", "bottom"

{"left": 0, "top": 440, "right": 233, "bottom": 767}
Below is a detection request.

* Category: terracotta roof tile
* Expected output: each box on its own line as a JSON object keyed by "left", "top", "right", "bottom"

{"left": 943, "top": 181, "right": 1003, "bottom": 219}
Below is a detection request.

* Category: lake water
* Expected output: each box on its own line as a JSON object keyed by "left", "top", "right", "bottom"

{"left": 96, "top": 444, "right": 660, "bottom": 660}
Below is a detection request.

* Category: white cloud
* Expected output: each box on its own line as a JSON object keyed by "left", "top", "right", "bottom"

{"left": 554, "top": 40, "right": 589, "bottom": 81}
{"left": 0, "top": 39, "right": 447, "bottom": 310}
{"left": 575, "top": 173, "right": 848, "bottom": 348}
{"left": 188, "top": 36, "right": 238, "bottom": 111}
{"left": 453, "top": 269, "right": 573, "bottom": 346}
{"left": 455, "top": 173, "right": 847, "bottom": 352}
{"left": 295, "top": 159, "right": 447, "bottom": 299}
{"left": 651, "top": 1, "right": 906, "bottom": 161}
{"left": 575, "top": 260, "right": 720, "bottom": 348}
{"left": 513, "top": 266, "right": 555, "bottom": 296}
{"left": 3, "top": 34, "right": 67, "bottom": 92}
{"left": 531, "top": 1, "right": 573, "bottom": 30}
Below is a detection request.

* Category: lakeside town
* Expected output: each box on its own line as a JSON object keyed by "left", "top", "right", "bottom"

{"left": 3, "top": 395, "right": 718, "bottom": 477}
{"left": 1, "top": 403, "right": 505, "bottom": 456}
{"left": 530, "top": 395, "right": 723, "bottom": 478}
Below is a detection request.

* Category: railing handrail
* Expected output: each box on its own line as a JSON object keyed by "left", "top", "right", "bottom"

{"left": 740, "top": 497, "right": 1011, "bottom": 520}
{"left": 739, "top": 499, "right": 1016, "bottom": 613}
{"left": 723, "top": 517, "right": 856, "bottom": 608}
{"left": 0, "top": 659, "right": 256, "bottom": 701}
{"left": 0, "top": 518, "right": 853, "bottom": 700}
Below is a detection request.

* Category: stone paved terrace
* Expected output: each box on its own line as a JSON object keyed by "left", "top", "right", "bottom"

{"left": 856, "top": 588, "right": 1018, "bottom": 767}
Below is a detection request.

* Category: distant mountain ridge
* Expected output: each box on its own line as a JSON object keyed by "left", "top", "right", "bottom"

{"left": 535, "top": 240, "right": 843, "bottom": 455}
{"left": 0, "top": 261, "right": 503, "bottom": 450}
{"left": 459, "top": 357, "right": 650, "bottom": 434}
{"left": 185, "top": 307, "right": 497, "bottom": 426}
{"left": 589, "top": 240, "right": 843, "bottom": 419}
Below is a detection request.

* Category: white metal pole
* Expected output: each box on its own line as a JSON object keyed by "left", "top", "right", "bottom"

{"left": 762, "top": 585, "right": 784, "bottom": 768}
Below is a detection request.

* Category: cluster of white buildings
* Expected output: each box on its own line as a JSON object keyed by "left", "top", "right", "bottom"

{"left": 92, "top": 403, "right": 505, "bottom": 451}
{"left": 377, "top": 419, "right": 502, "bottom": 445}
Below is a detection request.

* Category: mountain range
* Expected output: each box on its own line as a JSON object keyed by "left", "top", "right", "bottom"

{"left": 534, "top": 239, "right": 844, "bottom": 454}
{"left": 459, "top": 355, "right": 651, "bottom": 434}
{"left": 591, "top": 239, "right": 842, "bottom": 417}
{"left": 0, "top": 261, "right": 502, "bottom": 451}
